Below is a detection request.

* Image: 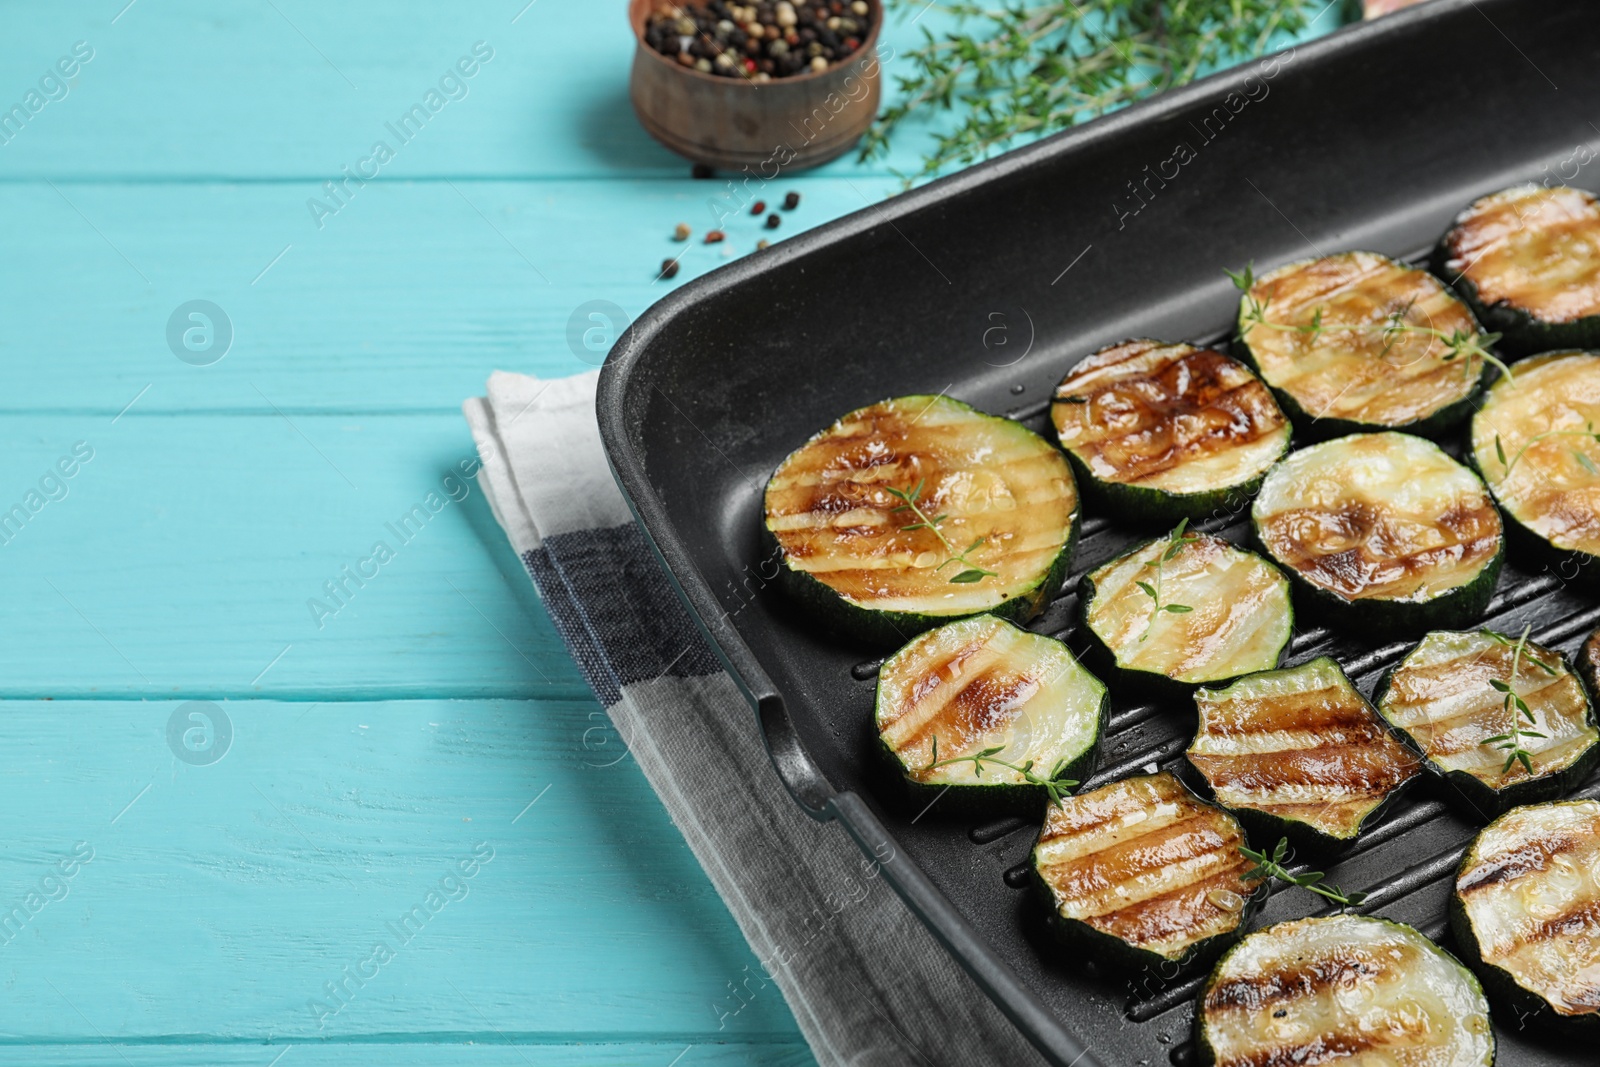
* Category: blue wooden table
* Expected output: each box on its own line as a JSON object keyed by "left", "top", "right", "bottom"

{"left": 0, "top": 3, "right": 1340, "bottom": 1063}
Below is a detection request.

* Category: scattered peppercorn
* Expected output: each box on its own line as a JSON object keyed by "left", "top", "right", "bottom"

{"left": 705, "top": 229, "right": 726, "bottom": 244}
{"left": 765, "top": 213, "right": 781, "bottom": 229}
{"left": 783, "top": 191, "right": 801, "bottom": 210}
{"left": 659, "top": 257, "right": 681, "bottom": 279}
{"left": 757, "top": 239, "right": 770, "bottom": 250}
{"left": 673, "top": 222, "right": 692, "bottom": 241}
{"left": 643, "top": 1, "right": 874, "bottom": 81}
{"left": 692, "top": 162, "right": 714, "bottom": 179}
{"left": 750, "top": 200, "right": 767, "bottom": 215}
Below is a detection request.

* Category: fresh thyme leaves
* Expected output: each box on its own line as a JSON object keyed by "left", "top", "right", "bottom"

{"left": 863, "top": 1, "right": 1320, "bottom": 183}
{"left": 1481, "top": 626, "right": 1554, "bottom": 778}
{"left": 886, "top": 478, "right": 997, "bottom": 584}
{"left": 1240, "top": 837, "right": 1367, "bottom": 909}
{"left": 1227, "top": 262, "right": 1514, "bottom": 385}
{"left": 1493, "top": 421, "right": 1600, "bottom": 479}
{"left": 924, "top": 734, "right": 1078, "bottom": 807}
{"left": 1136, "top": 518, "right": 1199, "bottom": 642}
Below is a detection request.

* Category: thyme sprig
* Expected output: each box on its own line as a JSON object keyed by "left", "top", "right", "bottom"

{"left": 1136, "top": 518, "right": 1198, "bottom": 642}
{"left": 924, "top": 734, "right": 1078, "bottom": 807}
{"left": 864, "top": 1, "right": 1321, "bottom": 183}
{"left": 1226, "top": 263, "right": 1513, "bottom": 385}
{"left": 886, "top": 478, "right": 997, "bottom": 584}
{"left": 1241, "top": 837, "right": 1367, "bottom": 910}
{"left": 1493, "top": 421, "right": 1600, "bottom": 480}
{"left": 1481, "top": 625, "right": 1556, "bottom": 778}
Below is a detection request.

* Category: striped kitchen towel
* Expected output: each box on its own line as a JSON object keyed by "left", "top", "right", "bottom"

{"left": 463, "top": 369, "right": 1049, "bottom": 1067}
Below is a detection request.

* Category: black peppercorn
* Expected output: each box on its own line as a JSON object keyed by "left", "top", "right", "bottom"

{"left": 692, "top": 163, "right": 715, "bottom": 179}
{"left": 783, "top": 191, "right": 801, "bottom": 210}
{"left": 659, "top": 258, "right": 680, "bottom": 280}
{"left": 765, "top": 213, "right": 781, "bottom": 229}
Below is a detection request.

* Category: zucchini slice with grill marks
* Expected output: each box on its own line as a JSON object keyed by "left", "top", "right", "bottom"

{"left": 763, "top": 395, "right": 1079, "bottom": 647}
{"left": 1031, "top": 771, "right": 1267, "bottom": 974}
{"left": 875, "top": 614, "right": 1106, "bottom": 816}
{"left": 1451, "top": 799, "right": 1600, "bottom": 1033}
{"left": 1469, "top": 350, "right": 1600, "bottom": 587}
{"left": 1050, "top": 340, "right": 1291, "bottom": 522}
{"left": 1078, "top": 530, "right": 1292, "bottom": 692}
{"left": 1584, "top": 624, "right": 1600, "bottom": 697}
{"left": 1435, "top": 184, "right": 1600, "bottom": 356}
{"left": 1196, "top": 915, "right": 1495, "bottom": 1067}
{"left": 1252, "top": 432, "right": 1503, "bottom": 636}
{"left": 1235, "top": 251, "right": 1490, "bottom": 438}
{"left": 1374, "top": 630, "right": 1600, "bottom": 818}
{"left": 1187, "top": 657, "right": 1421, "bottom": 850}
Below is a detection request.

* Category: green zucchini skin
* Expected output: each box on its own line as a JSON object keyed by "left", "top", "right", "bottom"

{"left": 1234, "top": 347, "right": 1489, "bottom": 443}
{"left": 1450, "top": 800, "right": 1600, "bottom": 1037}
{"left": 763, "top": 394, "right": 1080, "bottom": 648}
{"left": 1442, "top": 270, "right": 1600, "bottom": 360}
{"left": 1056, "top": 451, "right": 1264, "bottom": 527}
{"left": 1076, "top": 532, "right": 1292, "bottom": 698}
{"left": 1185, "top": 656, "right": 1421, "bottom": 854}
{"left": 873, "top": 615, "right": 1107, "bottom": 818}
{"left": 1251, "top": 432, "right": 1504, "bottom": 638}
{"left": 1234, "top": 251, "right": 1492, "bottom": 440}
{"left": 1195, "top": 915, "right": 1495, "bottom": 1067}
{"left": 1433, "top": 184, "right": 1600, "bottom": 358}
{"left": 1467, "top": 351, "right": 1600, "bottom": 593}
{"left": 1373, "top": 630, "right": 1600, "bottom": 819}
{"left": 1050, "top": 340, "right": 1291, "bottom": 524}
{"left": 1030, "top": 771, "right": 1267, "bottom": 977}
{"left": 765, "top": 521, "right": 1075, "bottom": 649}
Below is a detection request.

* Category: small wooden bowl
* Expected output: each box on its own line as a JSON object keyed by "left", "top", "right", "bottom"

{"left": 627, "top": 0, "right": 884, "bottom": 172}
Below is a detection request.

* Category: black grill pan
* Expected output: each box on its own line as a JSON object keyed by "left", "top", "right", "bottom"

{"left": 598, "top": 2, "right": 1600, "bottom": 1062}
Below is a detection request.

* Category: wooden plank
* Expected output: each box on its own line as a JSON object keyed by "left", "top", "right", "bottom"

{"left": 0, "top": 178, "right": 902, "bottom": 415}
{"left": 0, "top": 1042, "right": 814, "bottom": 1066}
{"left": 0, "top": 0, "right": 935, "bottom": 181}
{"left": 0, "top": 698, "right": 801, "bottom": 1043}
{"left": 0, "top": 413, "right": 596, "bottom": 699}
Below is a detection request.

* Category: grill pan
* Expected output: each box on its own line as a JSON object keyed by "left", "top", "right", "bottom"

{"left": 597, "top": 2, "right": 1600, "bottom": 1062}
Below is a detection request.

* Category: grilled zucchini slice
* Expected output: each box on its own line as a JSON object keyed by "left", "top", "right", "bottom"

{"left": 1031, "top": 771, "right": 1266, "bottom": 974}
{"left": 1435, "top": 184, "right": 1600, "bottom": 356}
{"left": 1252, "top": 432, "right": 1503, "bottom": 636}
{"left": 1187, "top": 657, "right": 1421, "bottom": 850}
{"left": 875, "top": 615, "right": 1106, "bottom": 816}
{"left": 1078, "top": 530, "right": 1292, "bottom": 692}
{"left": 1451, "top": 799, "right": 1600, "bottom": 1033}
{"left": 1196, "top": 915, "right": 1495, "bottom": 1067}
{"left": 1583, "top": 624, "right": 1600, "bottom": 697}
{"left": 763, "top": 395, "right": 1079, "bottom": 646}
{"left": 1374, "top": 630, "right": 1600, "bottom": 817}
{"left": 1235, "top": 251, "right": 1490, "bottom": 438}
{"left": 1050, "top": 340, "right": 1291, "bottom": 522}
{"left": 1469, "top": 350, "right": 1600, "bottom": 587}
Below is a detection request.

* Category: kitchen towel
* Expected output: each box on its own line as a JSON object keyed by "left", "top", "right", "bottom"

{"left": 463, "top": 369, "right": 1051, "bottom": 1067}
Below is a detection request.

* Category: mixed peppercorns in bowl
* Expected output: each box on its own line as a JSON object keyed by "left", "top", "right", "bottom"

{"left": 627, "top": 0, "right": 884, "bottom": 170}
{"left": 642, "top": 1, "right": 876, "bottom": 80}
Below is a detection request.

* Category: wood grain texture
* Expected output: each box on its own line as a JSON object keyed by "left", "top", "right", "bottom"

{"left": 0, "top": 179, "right": 904, "bottom": 416}
{"left": 0, "top": 0, "right": 931, "bottom": 181}
{"left": 0, "top": 1045, "right": 814, "bottom": 1066}
{"left": 0, "top": 699, "right": 797, "bottom": 1042}
{"left": 0, "top": 414, "right": 587, "bottom": 700}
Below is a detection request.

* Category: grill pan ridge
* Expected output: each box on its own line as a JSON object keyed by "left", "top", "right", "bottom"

{"left": 598, "top": 2, "right": 1600, "bottom": 1062}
